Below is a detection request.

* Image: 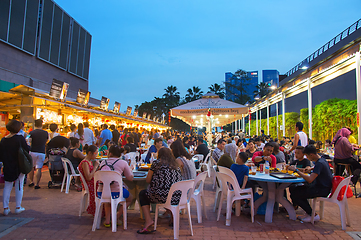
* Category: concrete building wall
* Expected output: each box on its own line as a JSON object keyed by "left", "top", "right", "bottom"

{"left": 0, "top": 42, "right": 88, "bottom": 99}
{"left": 285, "top": 69, "right": 356, "bottom": 113}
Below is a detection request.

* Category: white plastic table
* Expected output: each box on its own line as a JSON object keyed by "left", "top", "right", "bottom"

{"left": 249, "top": 172, "right": 305, "bottom": 223}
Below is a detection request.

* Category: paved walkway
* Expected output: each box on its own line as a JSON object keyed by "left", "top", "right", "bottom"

{"left": 0, "top": 170, "right": 361, "bottom": 240}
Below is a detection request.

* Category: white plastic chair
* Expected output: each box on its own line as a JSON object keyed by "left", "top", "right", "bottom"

{"left": 198, "top": 152, "right": 213, "bottom": 177}
{"left": 92, "top": 171, "right": 127, "bottom": 232}
{"left": 154, "top": 180, "right": 194, "bottom": 239}
{"left": 213, "top": 165, "right": 221, "bottom": 211}
{"left": 216, "top": 167, "right": 254, "bottom": 225}
{"left": 78, "top": 167, "right": 89, "bottom": 217}
{"left": 311, "top": 176, "right": 351, "bottom": 230}
{"left": 191, "top": 172, "right": 208, "bottom": 223}
{"left": 141, "top": 151, "right": 148, "bottom": 161}
{"left": 61, "top": 158, "right": 80, "bottom": 194}
{"left": 214, "top": 170, "right": 227, "bottom": 213}
{"left": 193, "top": 154, "right": 204, "bottom": 162}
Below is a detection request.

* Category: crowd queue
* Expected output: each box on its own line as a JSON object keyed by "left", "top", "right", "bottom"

{"left": 0, "top": 118, "right": 360, "bottom": 233}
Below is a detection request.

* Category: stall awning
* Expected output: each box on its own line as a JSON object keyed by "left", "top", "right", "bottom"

{"left": 171, "top": 93, "right": 248, "bottom": 127}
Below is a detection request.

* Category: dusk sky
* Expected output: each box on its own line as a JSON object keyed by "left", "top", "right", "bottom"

{"left": 56, "top": 0, "right": 360, "bottom": 111}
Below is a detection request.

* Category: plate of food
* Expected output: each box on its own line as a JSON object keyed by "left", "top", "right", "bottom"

{"left": 138, "top": 164, "right": 151, "bottom": 171}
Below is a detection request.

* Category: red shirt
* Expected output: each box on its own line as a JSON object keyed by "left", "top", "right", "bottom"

{"left": 252, "top": 151, "right": 276, "bottom": 168}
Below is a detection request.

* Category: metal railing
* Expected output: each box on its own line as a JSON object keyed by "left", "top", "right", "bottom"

{"left": 286, "top": 18, "right": 361, "bottom": 76}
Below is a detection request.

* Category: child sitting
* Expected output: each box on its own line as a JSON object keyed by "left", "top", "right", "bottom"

{"left": 230, "top": 152, "right": 250, "bottom": 189}
{"left": 289, "top": 146, "right": 311, "bottom": 172}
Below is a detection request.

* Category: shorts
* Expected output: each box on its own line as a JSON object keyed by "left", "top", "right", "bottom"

{"left": 97, "top": 187, "right": 130, "bottom": 199}
{"left": 30, "top": 152, "right": 46, "bottom": 169}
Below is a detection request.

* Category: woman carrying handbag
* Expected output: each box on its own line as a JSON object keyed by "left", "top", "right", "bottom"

{"left": 0, "top": 119, "right": 30, "bottom": 215}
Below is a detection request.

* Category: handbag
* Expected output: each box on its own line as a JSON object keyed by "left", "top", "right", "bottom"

{"left": 18, "top": 139, "right": 33, "bottom": 174}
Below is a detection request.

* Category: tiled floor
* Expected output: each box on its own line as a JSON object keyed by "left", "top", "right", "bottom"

{"left": 0, "top": 169, "right": 360, "bottom": 240}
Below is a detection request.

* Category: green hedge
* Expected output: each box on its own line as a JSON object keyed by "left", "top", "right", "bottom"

{"left": 246, "top": 98, "right": 357, "bottom": 142}
{"left": 301, "top": 98, "right": 357, "bottom": 142}
{"left": 246, "top": 112, "right": 299, "bottom": 138}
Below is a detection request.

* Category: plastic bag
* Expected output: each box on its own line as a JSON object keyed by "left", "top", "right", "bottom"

{"left": 329, "top": 176, "right": 353, "bottom": 201}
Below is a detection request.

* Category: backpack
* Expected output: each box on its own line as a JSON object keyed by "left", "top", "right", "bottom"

{"left": 99, "top": 159, "right": 120, "bottom": 171}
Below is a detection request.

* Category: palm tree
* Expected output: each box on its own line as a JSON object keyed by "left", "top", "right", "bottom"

{"left": 163, "top": 85, "right": 180, "bottom": 108}
{"left": 184, "top": 86, "right": 203, "bottom": 103}
{"left": 254, "top": 82, "right": 271, "bottom": 98}
{"left": 208, "top": 83, "right": 225, "bottom": 99}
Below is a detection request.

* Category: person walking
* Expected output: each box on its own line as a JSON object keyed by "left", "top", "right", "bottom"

{"left": 28, "top": 119, "right": 48, "bottom": 189}
{"left": 0, "top": 120, "right": 29, "bottom": 215}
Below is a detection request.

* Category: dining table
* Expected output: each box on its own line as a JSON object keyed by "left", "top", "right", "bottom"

{"left": 248, "top": 172, "right": 305, "bottom": 223}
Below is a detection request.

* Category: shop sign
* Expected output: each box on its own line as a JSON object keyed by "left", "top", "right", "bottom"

{"left": 100, "top": 96, "right": 110, "bottom": 110}
{"left": 126, "top": 106, "right": 132, "bottom": 116}
{"left": 77, "top": 89, "right": 90, "bottom": 105}
{"left": 50, "top": 79, "right": 66, "bottom": 99}
{"left": 113, "top": 102, "right": 121, "bottom": 113}
{"left": 133, "top": 110, "right": 138, "bottom": 117}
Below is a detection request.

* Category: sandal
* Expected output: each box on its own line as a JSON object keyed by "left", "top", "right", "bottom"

{"left": 137, "top": 228, "right": 155, "bottom": 234}
{"left": 104, "top": 222, "right": 111, "bottom": 228}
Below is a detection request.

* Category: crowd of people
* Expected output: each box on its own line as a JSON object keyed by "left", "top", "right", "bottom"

{"left": 0, "top": 118, "right": 360, "bottom": 232}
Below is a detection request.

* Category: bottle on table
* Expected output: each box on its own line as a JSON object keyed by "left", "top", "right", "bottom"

{"left": 265, "top": 161, "right": 270, "bottom": 174}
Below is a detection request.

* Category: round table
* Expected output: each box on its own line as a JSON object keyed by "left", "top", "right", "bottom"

{"left": 248, "top": 172, "right": 305, "bottom": 223}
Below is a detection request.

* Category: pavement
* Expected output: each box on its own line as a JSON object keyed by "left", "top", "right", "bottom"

{"left": 0, "top": 169, "right": 361, "bottom": 240}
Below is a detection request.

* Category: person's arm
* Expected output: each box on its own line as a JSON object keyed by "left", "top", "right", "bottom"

{"left": 122, "top": 163, "right": 134, "bottom": 181}
{"left": 253, "top": 152, "right": 264, "bottom": 163}
{"left": 288, "top": 133, "right": 299, "bottom": 153}
{"left": 176, "top": 158, "right": 184, "bottom": 172}
{"left": 82, "top": 160, "right": 99, "bottom": 181}
{"left": 146, "top": 170, "right": 153, "bottom": 184}
{"left": 20, "top": 136, "right": 30, "bottom": 152}
{"left": 241, "top": 175, "right": 248, "bottom": 189}
{"left": 74, "top": 149, "right": 86, "bottom": 160}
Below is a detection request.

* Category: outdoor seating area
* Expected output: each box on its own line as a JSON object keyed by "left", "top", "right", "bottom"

{"left": 0, "top": 165, "right": 360, "bottom": 239}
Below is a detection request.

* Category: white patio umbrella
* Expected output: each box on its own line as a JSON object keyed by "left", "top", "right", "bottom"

{"left": 171, "top": 93, "right": 248, "bottom": 142}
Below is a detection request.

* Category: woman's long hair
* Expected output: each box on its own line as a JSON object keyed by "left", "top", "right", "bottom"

{"left": 170, "top": 139, "right": 191, "bottom": 160}
{"left": 77, "top": 123, "right": 84, "bottom": 137}
{"left": 157, "top": 147, "right": 178, "bottom": 170}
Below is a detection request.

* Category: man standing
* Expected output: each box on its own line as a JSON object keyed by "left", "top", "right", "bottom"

{"left": 252, "top": 142, "right": 277, "bottom": 168}
{"left": 212, "top": 139, "right": 226, "bottom": 162}
{"left": 28, "top": 119, "right": 48, "bottom": 189}
{"left": 288, "top": 145, "right": 332, "bottom": 222}
{"left": 99, "top": 124, "right": 112, "bottom": 146}
{"left": 238, "top": 130, "right": 245, "bottom": 140}
{"left": 144, "top": 138, "right": 163, "bottom": 163}
{"left": 287, "top": 122, "right": 308, "bottom": 157}
{"left": 224, "top": 138, "right": 238, "bottom": 161}
{"left": 83, "top": 122, "right": 95, "bottom": 147}
{"left": 110, "top": 125, "right": 120, "bottom": 145}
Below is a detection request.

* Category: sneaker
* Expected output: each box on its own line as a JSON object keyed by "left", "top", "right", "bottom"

{"left": 15, "top": 207, "right": 25, "bottom": 214}
{"left": 301, "top": 214, "right": 320, "bottom": 223}
{"left": 3, "top": 208, "right": 10, "bottom": 216}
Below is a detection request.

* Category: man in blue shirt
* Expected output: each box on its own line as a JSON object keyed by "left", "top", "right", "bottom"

{"left": 144, "top": 138, "right": 163, "bottom": 163}
{"left": 230, "top": 152, "right": 249, "bottom": 189}
{"left": 99, "top": 124, "right": 112, "bottom": 146}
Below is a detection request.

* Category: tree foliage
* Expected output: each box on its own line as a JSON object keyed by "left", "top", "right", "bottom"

{"left": 208, "top": 83, "right": 225, "bottom": 99}
{"left": 254, "top": 82, "right": 271, "bottom": 98}
{"left": 184, "top": 86, "right": 203, "bottom": 103}
{"left": 224, "top": 69, "right": 251, "bottom": 104}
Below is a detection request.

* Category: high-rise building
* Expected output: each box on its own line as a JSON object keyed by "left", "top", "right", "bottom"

{"left": 0, "top": 0, "right": 92, "bottom": 99}
{"left": 225, "top": 71, "right": 258, "bottom": 101}
{"left": 262, "top": 70, "right": 279, "bottom": 87}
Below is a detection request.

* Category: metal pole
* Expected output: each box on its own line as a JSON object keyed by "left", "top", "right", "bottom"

{"left": 308, "top": 78, "right": 313, "bottom": 140}
{"left": 282, "top": 92, "right": 286, "bottom": 137}
{"left": 260, "top": 108, "right": 262, "bottom": 135}
{"left": 276, "top": 102, "right": 279, "bottom": 138}
{"left": 267, "top": 101, "right": 270, "bottom": 135}
{"left": 256, "top": 108, "right": 259, "bottom": 136}
{"left": 248, "top": 109, "right": 251, "bottom": 136}
{"left": 356, "top": 51, "right": 361, "bottom": 144}
{"left": 242, "top": 116, "right": 245, "bottom": 133}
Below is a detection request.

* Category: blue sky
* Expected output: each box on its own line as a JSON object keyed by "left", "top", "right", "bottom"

{"left": 56, "top": 0, "right": 360, "bottom": 111}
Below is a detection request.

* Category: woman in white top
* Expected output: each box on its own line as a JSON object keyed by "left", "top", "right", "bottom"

{"left": 67, "top": 124, "right": 77, "bottom": 138}
{"left": 49, "top": 123, "right": 60, "bottom": 140}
